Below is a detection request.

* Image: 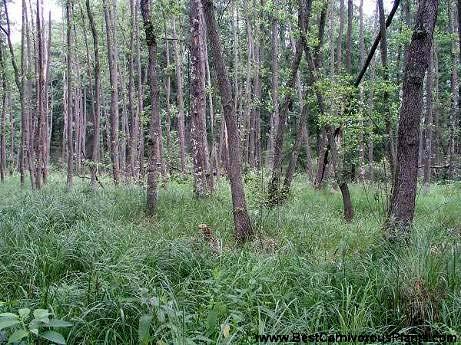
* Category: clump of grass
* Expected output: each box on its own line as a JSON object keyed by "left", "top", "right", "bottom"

{"left": 0, "top": 173, "right": 460, "bottom": 344}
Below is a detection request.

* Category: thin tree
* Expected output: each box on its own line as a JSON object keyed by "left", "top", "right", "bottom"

{"left": 140, "top": 0, "right": 161, "bottom": 214}
{"left": 86, "top": 0, "right": 101, "bottom": 189}
{"left": 66, "top": 0, "right": 73, "bottom": 190}
{"left": 103, "top": 0, "right": 120, "bottom": 185}
{"left": 423, "top": 45, "right": 434, "bottom": 191}
{"left": 190, "top": 0, "right": 212, "bottom": 197}
{"left": 172, "top": 19, "right": 187, "bottom": 173}
{"left": 201, "top": 0, "right": 253, "bottom": 242}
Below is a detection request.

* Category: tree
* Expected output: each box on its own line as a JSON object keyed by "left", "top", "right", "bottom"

{"left": 190, "top": 0, "right": 212, "bottom": 197}
{"left": 140, "top": 0, "right": 161, "bottom": 215}
{"left": 201, "top": 0, "right": 253, "bottom": 242}
{"left": 66, "top": 0, "right": 73, "bottom": 191}
{"left": 387, "top": 0, "right": 439, "bottom": 236}
{"left": 172, "top": 19, "right": 187, "bottom": 174}
{"left": 86, "top": 0, "right": 101, "bottom": 189}
{"left": 103, "top": 0, "right": 120, "bottom": 185}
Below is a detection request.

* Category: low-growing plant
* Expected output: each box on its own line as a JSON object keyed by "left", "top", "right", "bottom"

{"left": 0, "top": 303, "right": 72, "bottom": 344}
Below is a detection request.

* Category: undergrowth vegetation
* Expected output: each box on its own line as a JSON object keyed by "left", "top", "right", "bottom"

{"left": 1, "top": 173, "right": 460, "bottom": 344}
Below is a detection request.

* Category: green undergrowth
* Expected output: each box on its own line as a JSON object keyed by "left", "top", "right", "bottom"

{"left": 0, "top": 173, "right": 460, "bottom": 344}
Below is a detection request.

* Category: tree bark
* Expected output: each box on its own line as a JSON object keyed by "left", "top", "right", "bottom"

{"left": 201, "top": 0, "right": 253, "bottom": 242}
{"left": 66, "top": 0, "right": 73, "bottom": 190}
{"left": 86, "top": 0, "right": 101, "bottom": 189}
{"left": 190, "top": 0, "right": 212, "bottom": 197}
{"left": 140, "top": 0, "right": 161, "bottom": 214}
{"left": 268, "top": 0, "right": 280, "bottom": 169}
{"left": 172, "top": 19, "right": 187, "bottom": 174}
{"left": 346, "top": 0, "right": 353, "bottom": 72}
{"left": 423, "top": 45, "right": 434, "bottom": 191}
{"left": 387, "top": 0, "right": 439, "bottom": 235}
{"left": 449, "top": 1, "right": 459, "bottom": 179}
{"left": 103, "top": 0, "right": 120, "bottom": 185}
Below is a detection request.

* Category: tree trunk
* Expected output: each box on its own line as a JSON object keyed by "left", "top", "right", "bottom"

{"left": 86, "top": 0, "right": 101, "bottom": 189}
{"left": 387, "top": 0, "right": 439, "bottom": 236}
{"left": 140, "top": 0, "right": 161, "bottom": 214}
{"left": 190, "top": 0, "right": 212, "bottom": 197}
{"left": 346, "top": 0, "right": 353, "bottom": 71}
{"left": 34, "top": 0, "right": 46, "bottom": 190}
{"left": 103, "top": 0, "right": 120, "bottom": 185}
{"left": 358, "top": 0, "right": 366, "bottom": 181}
{"left": 0, "top": 42, "right": 6, "bottom": 183}
{"left": 423, "top": 45, "right": 434, "bottom": 191}
{"left": 378, "top": 0, "right": 397, "bottom": 177}
{"left": 66, "top": 0, "right": 73, "bottom": 190}
{"left": 449, "top": 1, "right": 459, "bottom": 179}
{"left": 268, "top": 0, "right": 280, "bottom": 169}
{"left": 172, "top": 19, "right": 187, "bottom": 174}
{"left": 337, "top": 0, "right": 344, "bottom": 70}
{"left": 201, "top": 0, "right": 253, "bottom": 242}
{"left": 268, "top": 1, "right": 310, "bottom": 205}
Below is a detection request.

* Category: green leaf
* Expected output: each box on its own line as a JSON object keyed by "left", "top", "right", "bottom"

{"left": 40, "top": 330, "right": 66, "bottom": 344}
{"left": 8, "top": 329, "right": 29, "bottom": 343}
{"left": 138, "top": 314, "right": 152, "bottom": 345}
{"left": 33, "top": 309, "right": 51, "bottom": 320}
{"left": 48, "top": 319, "right": 73, "bottom": 328}
{"left": 18, "top": 308, "right": 30, "bottom": 320}
{"left": 0, "top": 319, "right": 20, "bottom": 331}
{"left": 0, "top": 313, "right": 18, "bottom": 319}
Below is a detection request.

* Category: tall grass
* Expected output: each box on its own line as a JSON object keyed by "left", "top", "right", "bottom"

{"left": 0, "top": 173, "right": 460, "bottom": 344}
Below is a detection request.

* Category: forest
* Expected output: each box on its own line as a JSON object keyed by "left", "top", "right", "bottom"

{"left": 0, "top": 0, "right": 460, "bottom": 343}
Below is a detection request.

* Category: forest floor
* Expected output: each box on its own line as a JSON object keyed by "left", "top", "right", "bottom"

{"left": 1, "top": 172, "right": 461, "bottom": 344}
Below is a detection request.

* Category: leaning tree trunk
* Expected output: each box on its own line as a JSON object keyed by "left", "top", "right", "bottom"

{"left": 140, "top": 0, "right": 161, "bottom": 215}
{"left": 387, "top": 0, "right": 439, "bottom": 236}
{"left": 201, "top": 0, "right": 253, "bottom": 242}
{"left": 267, "top": 1, "right": 310, "bottom": 205}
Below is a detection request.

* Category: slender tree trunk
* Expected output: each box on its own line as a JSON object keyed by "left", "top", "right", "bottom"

{"left": 140, "top": 0, "right": 161, "bottom": 214}
{"left": 201, "top": 0, "right": 253, "bottom": 242}
{"left": 378, "top": 0, "right": 397, "bottom": 177}
{"left": 423, "top": 45, "right": 434, "bottom": 191}
{"left": 268, "top": 1, "right": 310, "bottom": 205}
{"left": 103, "top": 0, "right": 120, "bottom": 185}
{"left": 86, "top": 0, "right": 101, "bottom": 188}
{"left": 268, "top": 2, "right": 280, "bottom": 169}
{"left": 66, "top": 0, "right": 73, "bottom": 190}
{"left": 449, "top": 1, "right": 459, "bottom": 178}
{"left": 163, "top": 19, "right": 171, "bottom": 176}
{"left": 387, "top": 0, "right": 439, "bottom": 235}
{"left": 0, "top": 42, "right": 6, "bottom": 183}
{"left": 337, "top": 0, "right": 344, "bottom": 70}
{"left": 8, "top": 93, "right": 14, "bottom": 174}
{"left": 190, "top": 0, "right": 212, "bottom": 197}
{"left": 34, "top": 0, "right": 46, "bottom": 189}
{"left": 358, "top": 0, "right": 366, "bottom": 181}
{"left": 346, "top": 0, "right": 353, "bottom": 71}
{"left": 172, "top": 19, "right": 187, "bottom": 173}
